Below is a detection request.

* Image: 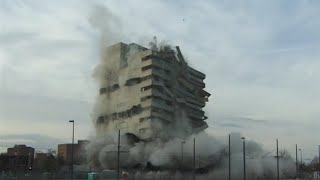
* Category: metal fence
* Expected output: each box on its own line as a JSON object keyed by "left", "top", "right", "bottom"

{"left": 0, "top": 172, "right": 203, "bottom": 180}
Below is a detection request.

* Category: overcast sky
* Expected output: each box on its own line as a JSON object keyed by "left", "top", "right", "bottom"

{"left": 0, "top": 0, "right": 320, "bottom": 160}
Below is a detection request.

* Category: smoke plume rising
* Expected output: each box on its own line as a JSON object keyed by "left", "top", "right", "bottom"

{"left": 85, "top": 4, "right": 296, "bottom": 179}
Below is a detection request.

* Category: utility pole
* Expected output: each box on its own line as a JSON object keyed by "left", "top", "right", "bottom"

{"left": 117, "top": 130, "right": 120, "bottom": 180}
{"left": 318, "top": 145, "right": 320, "bottom": 165}
{"left": 193, "top": 137, "right": 196, "bottom": 180}
{"left": 276, "top": 139, "right": 279, "bottom": 180}
{"left": 69, "top": 120, "right": 75, "bottom": 180}
{"left": 28, "top": 152, "right": 32, "bottom": 171}
{"left": 242, "top": 137, "right": 246, "bottom": 180}
{"left": 296, "top": 144, "right": 298, "bottom": 177}
{"left": 14, "top": 151, "right": 17, "bottom": 176}
{"left": 229, "top": 134, "right": 231, "bottom": 180}
{"left": 181, "top": 140, "right": 185, "bottom": 180}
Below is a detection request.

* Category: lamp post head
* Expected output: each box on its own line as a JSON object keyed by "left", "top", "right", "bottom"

{"left": 241, "top": 137, "right": 245, "bottom": 140}
{"left": 69, "top": 120, "right": 74, "bottom": 123}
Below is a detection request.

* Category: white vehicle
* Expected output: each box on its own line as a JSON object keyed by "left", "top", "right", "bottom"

{"left": 88, "top": 170, "right": 129, "bottom": 180}
{"left": 314, "top": 171, "right": 320, "bottom": 180}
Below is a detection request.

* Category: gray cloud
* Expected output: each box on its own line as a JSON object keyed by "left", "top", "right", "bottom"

{"left": 1, "top": 0, "right": 320, "bottom": 160}
{"left": 0, "top": 91, "right": 93, "bottom": 141}
{"left": 0, "top": 134, "right": 64, "bottom": 150}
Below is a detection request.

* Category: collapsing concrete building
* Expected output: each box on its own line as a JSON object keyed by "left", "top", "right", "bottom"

{"left": 94, "top": 42, "right": 210, "bottom": 141}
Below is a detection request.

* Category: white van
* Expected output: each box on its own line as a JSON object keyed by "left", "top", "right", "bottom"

{"left": 88, "top": 170, "right": 129, "bottom": 180}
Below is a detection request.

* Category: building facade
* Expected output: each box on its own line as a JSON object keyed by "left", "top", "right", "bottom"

{"left": 95, "top": 42, "right": 210, "bottom": 140}
{"left": 57, "top": 140, "right": 89, "bottom": 164}
{"left": 0, "top": 145, "right": 35, "bottom": 172}
{"left": 7, "top": 145, "right": 35, "bottom": 157}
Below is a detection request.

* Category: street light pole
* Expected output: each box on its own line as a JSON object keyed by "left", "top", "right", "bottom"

{"left": 229, "top": 134, "right": 231, "bottom": 180}
{"left": 69, "top": 120, "right": 74, "bottom": 180}
{"left": 242, "top": 137, "right": 246, "bottom": 180}
{"left": 276, "top": 139, "right": 279, "bottom": 180}
{"left": 117, "top": 129, "right": 120, "bottom": 180}
{"left": 193, "top": 138, "right": 196, "bottom": 180}
{"left": 295, "top": 144, "right": 298, "bottom": 176}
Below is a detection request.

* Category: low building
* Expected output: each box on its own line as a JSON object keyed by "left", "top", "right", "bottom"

{"left": 33, "top": 152, "right": 48, "bottom": 170}
{"left": 0, "top": 154, "right": 30, "bottom": 172}
{"left": 57, "top": 140, "right": 89, "bottom": 164}
{"left": 7, "top": 145, "right": 35, "bottom": 158}
{"left": 0, "top": 144, "right": 35, "bottom": 172}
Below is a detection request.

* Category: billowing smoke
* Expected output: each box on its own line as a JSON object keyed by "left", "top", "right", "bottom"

{"left": 85, "top": 4, "right": 296, "bottom": 179}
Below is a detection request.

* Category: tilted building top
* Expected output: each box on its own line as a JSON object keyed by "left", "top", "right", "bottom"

{"left": 95, "top": 42, "right": 210, "bottom": 141}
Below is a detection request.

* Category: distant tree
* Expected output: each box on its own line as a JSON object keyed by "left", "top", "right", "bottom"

{"left": 56, "top": 156, "right": 65, "bottom": 171}
{"left": 278, "top": 149, "right": 295, "bottom": 178}
{"left": 279, "top": 149, "right": 292, "bottom": 160}
{"left": 303, "top": 156, "right": 320, "bottom": 173}
{"left": 43, "top": 153, "right": 57, "bottom": 173}
{"left": 309, "top": 156, "right": 318, "bottom": 165}
{"left": 33, "top": 149, "right": 58, "bottom": 173}
{"left": 47, "top": 149, "right": 55, "bottom": 156}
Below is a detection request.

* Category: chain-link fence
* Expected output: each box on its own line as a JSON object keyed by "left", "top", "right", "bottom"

{"left": 0, "top": 171, "right": 208, "bottom": 180}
